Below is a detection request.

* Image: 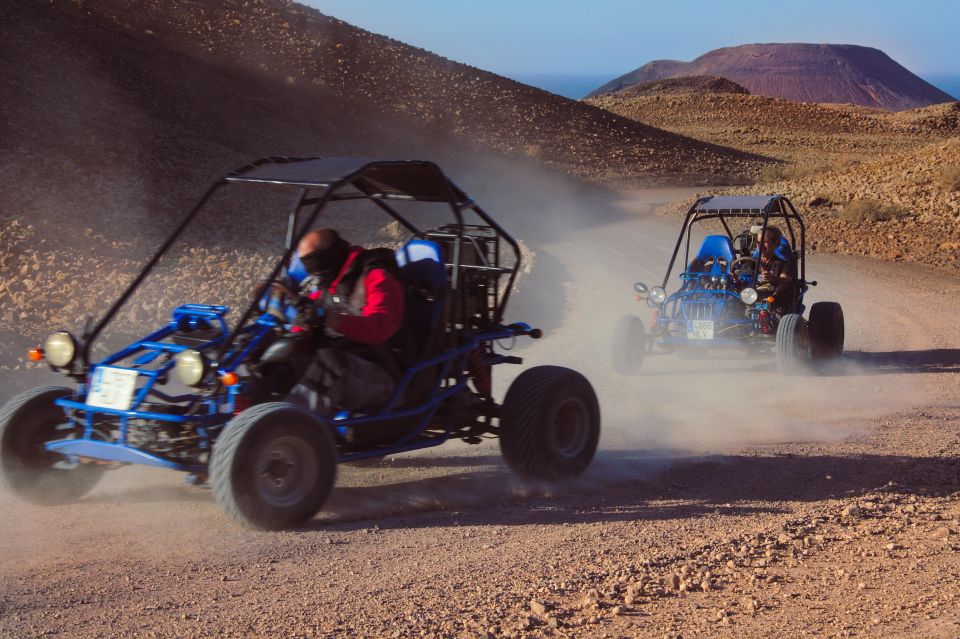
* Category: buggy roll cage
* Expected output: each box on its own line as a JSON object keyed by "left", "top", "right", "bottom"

{"left": 660, "top": 194, "right": 807, "bottom": 289}
{"left": 78, "top": 156, "right": 523, "bottom": 368}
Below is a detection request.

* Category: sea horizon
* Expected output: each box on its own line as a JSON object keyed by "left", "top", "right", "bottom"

{"left": 508, "top": 71, "right": 960, "bottom": 102}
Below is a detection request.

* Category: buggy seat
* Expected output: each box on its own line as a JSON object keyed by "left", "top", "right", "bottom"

{"left": 395, "top": 239, "right": 447, "bottom": 360}
{"left": 395, "top": 239, "right": 447, "bottom": 405}
{"left": 691, "top": 235, "right": 735, "bottom": 276}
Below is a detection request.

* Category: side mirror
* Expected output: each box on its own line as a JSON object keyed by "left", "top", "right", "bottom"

{"left": 633, "top": 282, "right": 649, "bottom": 296}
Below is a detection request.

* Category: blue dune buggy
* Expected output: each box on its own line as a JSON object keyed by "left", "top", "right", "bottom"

{"left": 0, "top": 157, "right": 600, "bottom": 530}
{"left": 612, "top": 195, "right": 844, "bottom": 375}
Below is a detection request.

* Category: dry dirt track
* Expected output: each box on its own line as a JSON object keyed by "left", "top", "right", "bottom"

{"left": 2, "top": 189, "right": 959, "bottom": 639}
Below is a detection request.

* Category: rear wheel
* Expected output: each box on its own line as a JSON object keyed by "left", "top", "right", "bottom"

{"left": 612, "top": 315, "right": 645, "bottom": 374}
{"left": 500, "top": 366, "right": 600, "bottom": 481}
{"left": 211, "top": 402, "right": 337, "bottom": 530}
{"left": 809, "top": 301, "right": 844, "bottom": 359}
{"left": 0, "top": 386, "right": 104, "bottom": 505}
{"left": 776, "top": 314, "right": 810, "bottom": 375}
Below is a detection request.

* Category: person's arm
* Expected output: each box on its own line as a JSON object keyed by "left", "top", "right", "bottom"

{"left": 327, "top": 269, "right": 404, "bottom": 345}
{"left": 772, "top": 260, "right": 795, "bottom": 297}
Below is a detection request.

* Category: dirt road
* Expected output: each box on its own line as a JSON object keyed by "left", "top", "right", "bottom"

{"left": 2, "top": 190, "right": 959, "bottom": 638}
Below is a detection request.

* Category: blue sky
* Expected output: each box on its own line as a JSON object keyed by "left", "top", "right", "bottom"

{"left": 304, "top": 0, "right": 959, "bottom": 76}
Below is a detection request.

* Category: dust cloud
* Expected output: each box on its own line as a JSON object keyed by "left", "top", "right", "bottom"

{"left": 488, "top": 184, "right": 931, "bottom": 464}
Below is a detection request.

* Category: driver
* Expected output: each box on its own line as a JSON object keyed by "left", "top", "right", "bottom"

{"left": 282, "top": 228, "right": 407, "bottom": 416}
{"left": 755, "top": 226, "right": 795, "bottom": 315}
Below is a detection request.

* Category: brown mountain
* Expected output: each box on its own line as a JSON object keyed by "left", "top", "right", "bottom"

{"left": 587, "top": 44, "right": 954, "bottom": 110}
{"left": 0, "top": 0, "right": 768, "bottom": 241}
{"left": 619, "top": 76, "right": 750, "bottom": 97}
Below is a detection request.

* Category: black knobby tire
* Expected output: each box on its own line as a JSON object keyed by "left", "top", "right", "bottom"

{"left": 500, "top": 366, "right": 601, "bottom": 481}
{"left": 809, "top": 301, "right": 844, "bottom": 360}
{"left": 210, "top": 402, "right": 337, "bottom": 530}
{"left": 775, "top": 314, "right": 810, "bottom": 375}
{"left": 612, "top": 315, "right": 645, "bottom": 374}
{"left": 0, "top": 386, "right": 104, "bottom": 505}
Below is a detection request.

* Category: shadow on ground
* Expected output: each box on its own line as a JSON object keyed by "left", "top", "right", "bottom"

{"left": 58, "top": 445, "right": 959, "bottom": 531}
{"left": 836, "top": 349, "right": 960, "bottom": 375}
{"left": 312, "top": 447, "right": 960, "bottom": 531}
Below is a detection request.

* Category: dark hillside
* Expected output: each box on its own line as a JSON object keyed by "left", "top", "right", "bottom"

{"left": 0, "top": 0, "right": 767, "bottom": 243}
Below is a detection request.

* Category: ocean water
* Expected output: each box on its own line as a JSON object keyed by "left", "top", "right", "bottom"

{"left": 504, "top": 73, "right": 614, "bottom": 100}
{"left": 923, "top": 74, "right": 960, "bottom": 100}
{"left": 507, "top": 72, "right": 960, "bottom": 103}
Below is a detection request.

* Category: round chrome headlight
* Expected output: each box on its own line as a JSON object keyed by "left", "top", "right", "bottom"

{"left": 43, "top": 331, "right": 77, "bottom": 368}
{"left": 649, "top": 286, "right": 666, "bottom": 305}
{"left": 633, "top": 281, "right": 649, "bottom": 295}
{"left": 174, "top": 349, "right": 208, "bottom": 386}
{"left": 740, "top": 287, "right": 758, "bottom": 305}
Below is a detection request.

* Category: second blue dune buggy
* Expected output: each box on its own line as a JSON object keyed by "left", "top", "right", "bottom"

{"left": 612, "top": 195, "right": 844, "bottom": 375}
{"left": 1, "top": 157, "right": 601, "bottom": 530}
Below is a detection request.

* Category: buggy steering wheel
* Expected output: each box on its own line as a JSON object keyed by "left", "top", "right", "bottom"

{"left": 256, "top": 280, "right": 300, "bottom": 322}
{"left": 729, "top": 256, "right": 758, "bottom": 283}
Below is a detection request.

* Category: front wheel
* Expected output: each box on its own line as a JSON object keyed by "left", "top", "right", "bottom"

{"left": 612, "top": 315, "right": 646, "bottom": 374}
{"left": 776, "top": 314, "right": 810, "bottom": 375}
{"left": 500, "top": 366, "right": 600, "bottom": 481}
{"left": 0, "top": 386, "right": 104, "bottom": 505}
{"left": 211, "top": 403, "right": 337, "bottom": 530}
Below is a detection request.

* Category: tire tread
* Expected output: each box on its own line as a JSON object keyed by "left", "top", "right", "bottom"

{"left": 500, "top": 366, "right": 600, "bottom": 481}
{"left": 211, "top": 402, "right": 336, "bottom": 530}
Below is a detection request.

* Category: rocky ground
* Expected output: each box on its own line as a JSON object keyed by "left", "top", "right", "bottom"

{"left": 653, "top": 139, "right": 960, "bottom": 270}
{"left": 1, "top": 408, "right": 957, "bottom": 639}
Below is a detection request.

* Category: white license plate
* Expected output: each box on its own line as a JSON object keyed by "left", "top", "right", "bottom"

{"left": 86, "top": 366, "right": 140, "bottom": 411}
{"left": 687, "top": 320, "right": 714, "bottom": 340}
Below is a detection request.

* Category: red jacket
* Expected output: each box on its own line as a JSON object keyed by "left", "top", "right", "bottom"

{"left": 321, "top": 247, "right": 404, "bottom": 345}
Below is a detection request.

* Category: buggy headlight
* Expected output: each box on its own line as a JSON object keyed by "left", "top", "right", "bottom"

{"left": 740, "top": 287, "right": 758, "bottom": 305}
{"left": 649, "top": 286, "right": 666, "bottom": 305}
{"left": 174, "top": 349, "right": 208, "bottom": 386}
{"left": 633, "top": 282, "right": 649, "bottom": 295}
{"left": 43, "top": 331, "right": 77, "bottom": 368}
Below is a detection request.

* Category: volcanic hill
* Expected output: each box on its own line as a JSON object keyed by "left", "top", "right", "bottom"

{"left": 587, "top": 44, "right": 954, "bottom": 110}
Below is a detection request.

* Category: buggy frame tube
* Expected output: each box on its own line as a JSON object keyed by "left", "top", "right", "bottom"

{"left": 283, "top": 188, "right": 309, "bottom": 256}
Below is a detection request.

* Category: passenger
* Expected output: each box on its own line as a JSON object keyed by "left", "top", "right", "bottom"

{"left": 755, "top": 226, "right": 795, "bottom": 315}
{"left": 283, "top": 228, "right": 407, "bottom": 416}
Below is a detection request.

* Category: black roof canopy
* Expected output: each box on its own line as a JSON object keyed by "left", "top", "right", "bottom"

{"left": 224, "top": 156, "right": 469, "bottom": 203}
{"left": 694, "top": 195, "right": 782, "bottom": 213}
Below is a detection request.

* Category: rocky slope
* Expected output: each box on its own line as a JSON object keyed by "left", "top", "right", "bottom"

{"left": 587, "top": 91, "right": 960, "bottom": 166}
{"left": 588, "top": 44, "right": 955, "bottom": 110}
{"left": 657, "top": 139, "right": 960, "bottom": 269}
{"left": 0, "top": 0, "right": 766, "bottom": 246}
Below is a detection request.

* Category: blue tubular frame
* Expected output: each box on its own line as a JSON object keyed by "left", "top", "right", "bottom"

{"left": 654, "top": 286, "right": 755, "bottom": 349}
{"left": 45, "top": 323, "right": 529, "bottom": 469}
{"left": 334, "top": 325, "right": 521, "bottom": 462}
{"left": 47, "top": 305, "right": 240, "bottom": 469}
